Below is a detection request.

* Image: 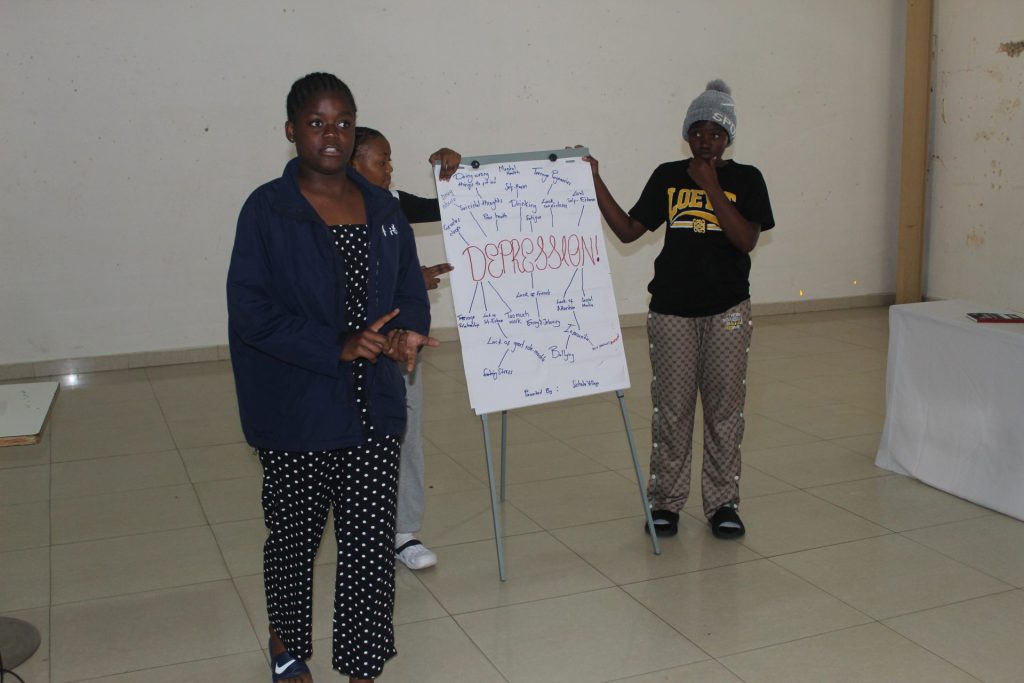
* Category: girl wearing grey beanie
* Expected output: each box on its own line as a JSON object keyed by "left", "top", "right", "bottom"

{"left": 582, "top": 79, "right": 774, "bottom": 540}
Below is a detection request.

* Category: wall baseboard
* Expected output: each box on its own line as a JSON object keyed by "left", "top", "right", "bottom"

{"left": 0, "top": 293, "right": 895, "bottom": 381}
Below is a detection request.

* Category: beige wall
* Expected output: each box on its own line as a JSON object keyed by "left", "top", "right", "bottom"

{"left": 925, "top": 1, "right": 1024, "bottom": 309}
{"left": 1, "top": 1, "right": 907, "bottom": 365}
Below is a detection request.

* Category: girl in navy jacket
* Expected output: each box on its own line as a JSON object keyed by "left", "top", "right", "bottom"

{"left": 227, "top": 72, "right": 436, "bottom": 683}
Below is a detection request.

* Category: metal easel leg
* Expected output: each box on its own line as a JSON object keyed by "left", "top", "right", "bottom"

{"left": 500, "top": 410, "right": 509, "bottom": 501}
{"left": 481, "top": 414, "right": 508, "bottom": 580}
{"left": 616, "top": 390, "right": 661, "bottom": 555}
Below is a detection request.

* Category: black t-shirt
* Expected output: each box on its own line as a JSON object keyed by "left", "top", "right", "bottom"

{"left": 628, "top": 159, "right": 774, "bottom": 317}
{"left": 396, "top": 190, "right": 441, "bottom": 224}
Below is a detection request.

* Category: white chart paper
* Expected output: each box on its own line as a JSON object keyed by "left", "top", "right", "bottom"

{"left": 434, "top": 150, "right": 629, "bottom": 415}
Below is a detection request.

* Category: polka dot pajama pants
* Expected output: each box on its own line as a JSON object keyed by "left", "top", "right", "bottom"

{"left": 258, "top": 437, "right": 400, "bottom": 679}
{"left": 647, "top": 299, "right": 752, "bottom": 519}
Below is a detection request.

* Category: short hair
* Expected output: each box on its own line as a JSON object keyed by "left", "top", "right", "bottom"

{"left": 352, "top": 126, "right": 386, "bottom": 160}
{"left": 286, "top": 72, "right": 356, "bottom": 123}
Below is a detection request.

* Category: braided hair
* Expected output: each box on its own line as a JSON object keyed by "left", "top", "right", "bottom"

{"left": 286, "top": 72, "right": 356, "bottom": 123}
{"left": 352, "top": 126, "right": 386, "bottom": 162}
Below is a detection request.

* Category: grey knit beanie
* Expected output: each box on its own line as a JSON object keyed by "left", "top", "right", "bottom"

{"left": 682, "top": 79, "right": 737, "bottom": 146}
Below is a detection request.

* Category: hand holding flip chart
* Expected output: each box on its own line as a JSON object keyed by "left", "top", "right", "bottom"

{"left": 433, "top": 148, "right": 630, "bottom": 415}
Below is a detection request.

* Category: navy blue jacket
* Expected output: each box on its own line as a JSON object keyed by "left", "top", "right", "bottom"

{"left": 227, "top": 158, "right": 430, "bottom": 451}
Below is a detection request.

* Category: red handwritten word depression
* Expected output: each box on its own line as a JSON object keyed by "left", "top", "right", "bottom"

{"left": 462, "top": 234, "right": 600, "bottom": 282}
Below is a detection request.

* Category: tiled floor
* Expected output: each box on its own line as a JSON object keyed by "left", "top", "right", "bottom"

{"left": 3, "top": 306, "right": 1023, "bottom": 682}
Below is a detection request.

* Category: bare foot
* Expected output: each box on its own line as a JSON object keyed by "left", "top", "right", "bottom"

{"left": 269, "top": 628, "right": 313, "bottom": 683}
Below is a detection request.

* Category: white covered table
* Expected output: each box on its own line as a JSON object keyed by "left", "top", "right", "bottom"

{"left": 876, "top": 299, "right": 1024, "bottom": 520}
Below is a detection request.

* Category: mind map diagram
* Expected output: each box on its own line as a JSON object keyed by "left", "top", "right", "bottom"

{"left": 434, "top": 151, "right": 630, "bottom": 415}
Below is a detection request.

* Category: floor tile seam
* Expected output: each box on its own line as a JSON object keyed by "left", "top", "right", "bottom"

{"left": 167, "top": 435, "right": 248, "bottom": 451}
{"left": 224, "top": 571, "right": 266, "bottom": 660}
{"left": 510, "top": 419, "right": 650, "bottom": 442}
{"left": 46, "top": 575, "right": 248, "bottom": 613}
{"left": 48, "top": 424, "right": 176, "bottom": 450}
{"left": 0, "top": 538, "right": 50, "bottom": 557}
{"left": 739, "top": 435, "right": 865, "bottom": 458}
{"left": 479, "top": 461, "right": 625, "bottom": 490}
{"left": 47, "top": 438, "right": 185, "bottom": 464}
{"left": 798, "top": 478, "right": 920, "bottom": 531}
{"left": 872, "top": 620, "right": 988, "bottom": 682}
{"left": 185, "top": 470, "right": 263, "bottom": 485}
{"left": 51, "top": 405, "right": 169, "bottom": 426}
{"left": 64, "top": 649, "right": 269, "bottom": 683}
{"left": 617, "top": 556, "right": 783, "bottom": 593}
{"left": 824, "top": 337, "right": 888, "bottom": 351}
{"left": 883, "top": 586, "right": 1024, "bottom": 626}
{"left": 555, "top": 443, "right": 643, "bottom": 473}
{"left": 410, "top": 540, "right": 623, "bottom": 623}
{"left": 0, "top": 543, "right": 51, "bottom": 616}
{"left": 801, "top": 480, "right": 999, "bottom": 534}
{"left": 780, "top": 471, "right": 894, "bottom": 492}
{"left": 736, "top": 415, "right": 824, "bottom": 448}
{"left": 46, "top": 478, "right": 202, "bottom": 506}
{"left": 740, "top": 526, "right": 894, "bottom": 559}
{"left": 427, "top": 450, "right": 494, "bottom": 489}
{"left": 49, "top": 521, "right": 213, "bottom": 549}
{"left": 748, "top": 398, "right": 886, "bottom": 420}
{"left": 543, "top": 522, "right": 629, "bottom": 589}
{"left": 613, "top": 584, "right": 719, "bottom": 662}
{"left": 823, "top": 433, "right": 883, "bottom": 452}
{"left": 50, "top": 393, "right": 166, "bottom": 413}
{"left": 189, "top": 472, "right": 261, "bottom": 488}
{"left": 613, "top": 554, "right": 769, "bottom": 591}
{"left": 512, "top": 508, "right": 645, "bottom": 533}
{"left": 49, "top": 471, "right": 193, "bottom": 501}
{"left": 501, "top": 465, "right": 644, "bottom": 492}
{"left": 46, "top": 445, "right": 185, "bottom": 472}
{"left": 603, "top": 660, "right": 724, "bottom": 683}
{"left": 446, "top": 584, "right": 634, "bottom": 621}
{"left": 885, "top": 508, "right": 998, "bottom": 534}
{"left": 419, "top": 524, "right": 569, "bottom": 552}
{"left": 764, "top": 415, "right": 889, "bottom": 435}
{"left": 712, "top": 620, "right": 894, "bottom": 664}
{"left": 760, "top": 553, "right": 913, "bottom": 621}
{"left": 438, "top": 615, "right": 513, "bottom": 683}
{"left": 748, "top": 347, "right": 866, "bottom": 362}
{"left": 868, "top": 583, "right": 1023, "bottom": 623}
{"left": 49, "top": 394, "right": 167, "bottom": 415}
{"left": 47, "top": 520, "right": 227, "bottom": 550}
{"left": 893, "top": 529, "right": 1023, "bottom": 589}
{"left": 48, "top": 566, "right": 238, "bottom": 609}
{"left": 752, "top": 344, "right": 884, "bottom": 361}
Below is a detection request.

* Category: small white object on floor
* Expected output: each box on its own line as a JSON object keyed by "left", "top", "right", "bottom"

{"left": 395, "top": 533, "right": 438, "bottom": 570}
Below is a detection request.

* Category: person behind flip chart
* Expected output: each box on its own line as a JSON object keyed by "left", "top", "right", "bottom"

{"left": 583, "top": 79, "right": 775, "bottom": 540}
{"left": 227, "top": 72, "right": 438, "bottom": 683}
{"left": 350, "top": 126, "right": 457, "bottom": 571}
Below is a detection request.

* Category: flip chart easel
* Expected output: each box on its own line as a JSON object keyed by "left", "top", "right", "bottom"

{"left": 434, "top": 148, "right": 660, "bottom": 580}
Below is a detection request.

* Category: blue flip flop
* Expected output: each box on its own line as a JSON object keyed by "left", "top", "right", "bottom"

{"left": 270, "top": 640, "right": 310, "bottom": 682}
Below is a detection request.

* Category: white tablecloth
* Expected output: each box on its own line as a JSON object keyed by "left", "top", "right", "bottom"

{"left": 876, "top": 299, "right": 1024, "bottom": 521}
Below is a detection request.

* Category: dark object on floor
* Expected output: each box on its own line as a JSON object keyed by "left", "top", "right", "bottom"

{"left": 643, "top": 509, "right": 680, "bottom": 537}
{"left": 710, "top": 506, "right": 745, "bottom": 539}
{"left": 270, "top": 640, "right": 311, "bottom": 682}
{"left": 0, "top": 616, "right": 41, "bottom": 680}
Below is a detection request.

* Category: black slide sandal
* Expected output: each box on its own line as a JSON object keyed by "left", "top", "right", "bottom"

{"left": 710, "top": 506, "right": 745, "bottom": 539}
{"left": 644, "top": 509, "right": 679, "bottom": 537}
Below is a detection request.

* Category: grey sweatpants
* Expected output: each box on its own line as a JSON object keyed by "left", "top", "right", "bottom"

{"left": 396, "top": 359, "right": 425, "bottom": 534}
{"left": 647, "top": 299, "right": 752, "bottom": 519}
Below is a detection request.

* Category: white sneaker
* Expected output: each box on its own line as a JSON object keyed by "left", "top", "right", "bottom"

{"left": 395, "top": 538, "right": 438, "bottom": 570}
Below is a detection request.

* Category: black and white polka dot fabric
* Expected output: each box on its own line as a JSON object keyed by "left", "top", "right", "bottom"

{"left": 259, "top": 223, "right": 400, "bottom": 679}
